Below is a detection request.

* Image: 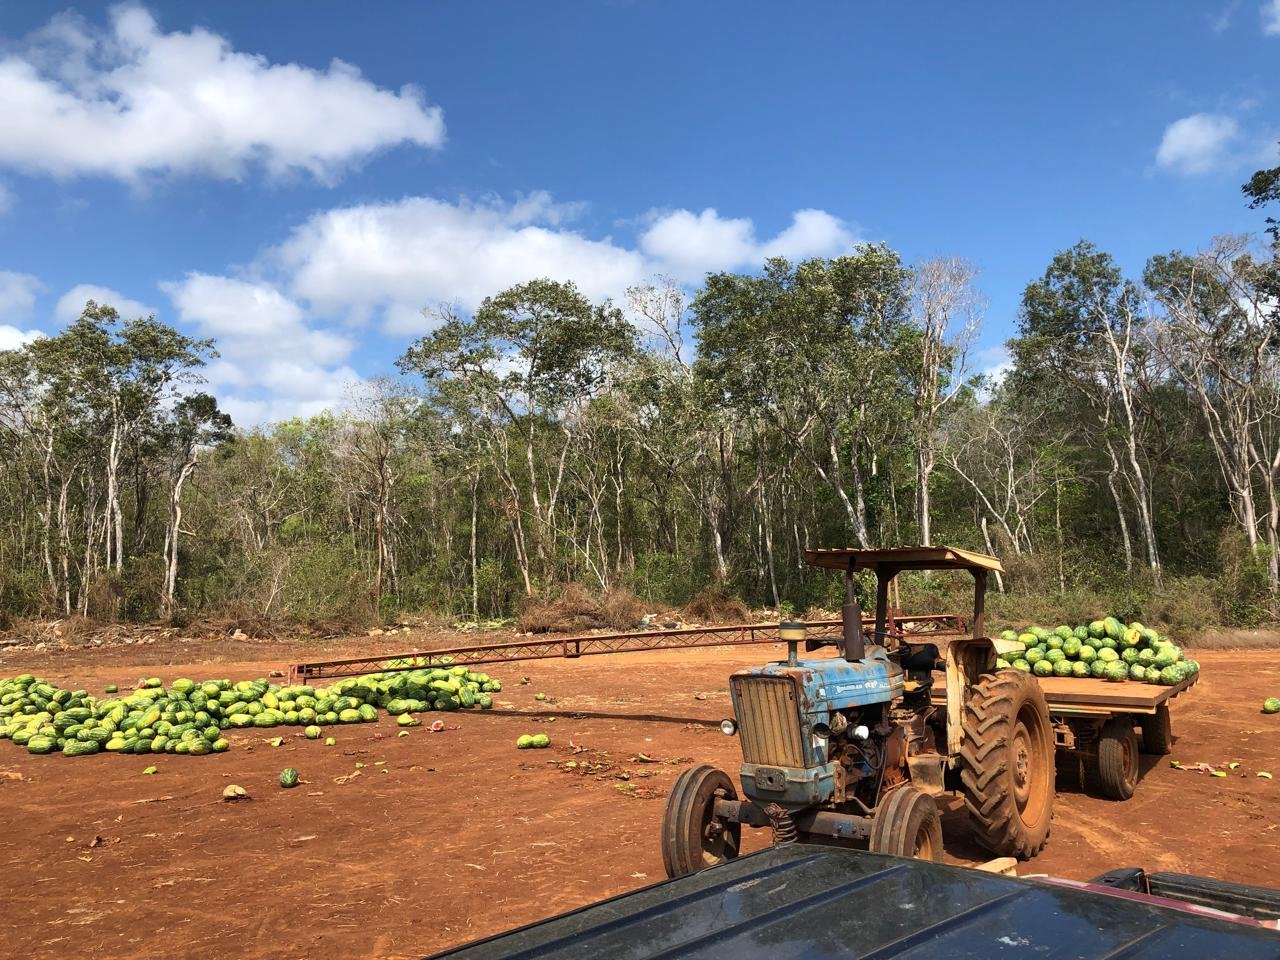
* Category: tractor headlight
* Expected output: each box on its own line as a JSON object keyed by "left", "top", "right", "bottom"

{"left": 719, "top": 718, "right": 738, "bottom": 736}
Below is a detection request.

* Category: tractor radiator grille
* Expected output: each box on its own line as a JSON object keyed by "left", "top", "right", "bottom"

{"left": 730, "top": 676, "right": 805, "bottom": 768}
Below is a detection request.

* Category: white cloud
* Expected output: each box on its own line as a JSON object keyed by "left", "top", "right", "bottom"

{"left": 163, "top": 273, "right": 360, "bottom": 425}
{"left": 639, "top": 207, "right": 858, "bottom": 278}
{"left": 1155, "top": 113, "right": 1241, "bottom": 174}
{"left": 54, "top": 283, "right": 155, "bottom": 323}
{"left": 0, "top": 270, "right": 43, "bottom": 319}
{"left": 277, "top": 193, "right": 651, "bottom": 334}
{"left": 974, "top": 345, "right": 1013, "bottom": 394}
{"left": 0, "top": 324, "right": 43, "bottom": 351}
{"left": 1263, "top": 0, "right": 1280, "bottom": 34}
{"left": 0, "top": 6, "right": 444, "bottom": 184}
{"left": 275, "top": 194, "right": 858, "bottom": 335}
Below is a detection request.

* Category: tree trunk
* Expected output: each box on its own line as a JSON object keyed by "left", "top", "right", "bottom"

{"left": 470, "top": 475, "right": 480, "bottom": 620}
{"left": 163, "top": 454, "right": 197, "bottom": 617}
{"left": 1104, "top": 440, "right": 1134, "bottom": 573}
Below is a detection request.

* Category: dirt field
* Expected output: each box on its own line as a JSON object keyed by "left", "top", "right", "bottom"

{"left": 1, "top": 635, "right": 1278, "bottom": 960}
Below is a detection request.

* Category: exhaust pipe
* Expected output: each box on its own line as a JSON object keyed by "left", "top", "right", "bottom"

{"left": 842, "top": 568, "right": 865, "bottom": 661}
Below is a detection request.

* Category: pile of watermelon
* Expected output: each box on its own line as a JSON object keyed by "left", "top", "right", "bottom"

{"left": 0, "top": 665, "right": 501, "bottom": 759}
{"left": 995, "top": 616, "right": 1199, "bottom": 685}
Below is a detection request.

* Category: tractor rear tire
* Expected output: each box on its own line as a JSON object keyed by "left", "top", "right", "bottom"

{"left": 1095, "top": 717, "right": 1139, "bottom": 800}
{"left": 661, "top": 764, "right": 741, "bottom": 878}
{"left": 869, "top": 785, "right": 943, "bottom": 861}
{"left": 1139, "top": 705, "right": 1172, "bottom": 756}
{"left": 958, "top": 669, "right": 1055, "bottom": 860}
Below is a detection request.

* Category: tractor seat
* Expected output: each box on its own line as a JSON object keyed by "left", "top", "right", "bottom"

{"left": 898, "top": 643, "right": 941, "bottom": 674}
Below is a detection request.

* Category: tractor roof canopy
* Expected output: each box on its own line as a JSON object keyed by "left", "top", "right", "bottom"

{"left": 803, "top": 545, "right": 1004, "bottom": 575}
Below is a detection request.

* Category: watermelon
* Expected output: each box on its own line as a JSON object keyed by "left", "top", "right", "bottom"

{"left": 1078, "top": 645, "right": 1097, "bottom": 663}
{"left": 1070, "top": 661, "right": 1090, "bottom": 678}
{"left": 397, "top": 713, "right": 420, "bottom": 727}
{"left": 1062, "top": 638, "right": 1082, "bottom": 658}
{"left": 304, "top": 725, "right": 322, "bottom": 739}
{"left": 1104, "top": 661, "right": 1129, "bottom": 682}
{"left": 1130, "top": 664, "right": 1146, "bottom": 682}
{"left": 1025, "top": 647, "right": 1046, "bottom": 665}
{"left": 104, "top": 684, "right": 119, "bottom": 694}
{"left": 1090, "top": 659, "right": 1108, "bottom": 679}
{"left": 1032, "top": 660, "right": 1053, "bottom": 677}
{"left": 26, "top": 735, "right": 56, "bottom": 754}
{"left": 516, "top": 734, "right": 535, "bottom": 749}
{"left": 1012, "top": 659, "right": 1030, "bottom": 672}
{"left": 1045, "top": 636, "right": 1064, "bottom": 650}
{"left": 1263, "top": 698, "right": 1280, "bottom": 715}
{"left": 279, "top": 768, "right": 300, "bottom": 788}
{"left": 530, "top": 734, "right": 550, "bottom": 748}
{"left": 1045, "top": 649, "right": 1066, "bottom": 664}
{"left": 1052, "top": 660, "right": 1073, "bottom": 677}
{"left": 1098, "top": 648, "right": 1119, "bottom": 663}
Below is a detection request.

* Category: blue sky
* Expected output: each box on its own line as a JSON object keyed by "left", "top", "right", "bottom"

{"left": 0, "top": 1, "right": 1277, "bottom": 423}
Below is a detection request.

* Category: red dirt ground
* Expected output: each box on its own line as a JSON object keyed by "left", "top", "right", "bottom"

{"left": 0, "top": 637, "right": 1278, "bottom": 960}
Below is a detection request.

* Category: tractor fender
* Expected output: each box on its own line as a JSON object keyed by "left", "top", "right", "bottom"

{"left": 942, "top": 637, "right": 998, "bottom": 760}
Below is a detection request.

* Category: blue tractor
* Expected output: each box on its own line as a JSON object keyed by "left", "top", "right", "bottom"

{"left": 660, "top": 546, "right": 1055, "bottom": 876}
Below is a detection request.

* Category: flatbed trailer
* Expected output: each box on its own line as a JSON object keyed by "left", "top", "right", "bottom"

{"left": 932, "top": 672, "right": 1199, "bottom": 800}
{"left": 286, "top": 614, "right": 968, "bottom": 683}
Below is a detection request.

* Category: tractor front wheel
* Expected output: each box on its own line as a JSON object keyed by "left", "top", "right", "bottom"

{"left": 959, "top": 669, "right": 1055, "bottom": 859}
{"left": 661, "top": 764, "right": 741, "bottom": 878}
{"left": 869, "top": 785, "right": 943, "bottom": 861}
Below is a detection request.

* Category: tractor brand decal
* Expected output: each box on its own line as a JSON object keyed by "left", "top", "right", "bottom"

{"left": 831, "top": 680, "right": 890, "bottom": 693}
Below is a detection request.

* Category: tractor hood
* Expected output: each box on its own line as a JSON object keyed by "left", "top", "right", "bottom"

{"left": 739, "top": 648, "right": 905, "bottom": 713}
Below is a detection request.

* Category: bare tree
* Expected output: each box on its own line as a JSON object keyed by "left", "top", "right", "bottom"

{"left": 909, "top": 257, "right": 982, "bottom": 546}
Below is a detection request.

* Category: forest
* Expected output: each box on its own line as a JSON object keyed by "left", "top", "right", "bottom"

{"left": 1, "top": 154, "right": 1277, "bottom": 631}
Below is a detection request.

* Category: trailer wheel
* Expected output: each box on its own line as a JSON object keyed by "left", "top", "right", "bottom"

{"left": 869, "top": 785, "right": 943, "bottom": 861}
{"left": 1139, "top": 705, "right": 1172, "bottom": 756}
{"left": 1096, "top": 717, "right": 1139, "bottom": 800}
{"left": 959, "top": 669, "right": 1055, "bottom": 859}
{"left": 661, "top": 765, "right": 741, "bottom": 878}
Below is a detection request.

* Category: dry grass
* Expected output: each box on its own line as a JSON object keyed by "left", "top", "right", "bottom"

{"left": 682, "top": 586, "right": 750, "bottom": 624}
{"left": 517, "top": 583, "right": 650, "bottom": 634}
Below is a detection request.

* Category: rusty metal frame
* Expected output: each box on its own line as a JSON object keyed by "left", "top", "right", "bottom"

{"left": 286, "top": 614, "right": 969, "bottom": 683}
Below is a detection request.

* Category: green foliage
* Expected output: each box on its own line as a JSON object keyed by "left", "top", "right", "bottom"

{"left": 625, "top": 551, "right": 702, "bottom": 606}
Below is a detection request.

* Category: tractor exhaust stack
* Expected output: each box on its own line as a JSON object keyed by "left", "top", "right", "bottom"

{"left": 842, "top": 566, "right": 865, "bottom": 661}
